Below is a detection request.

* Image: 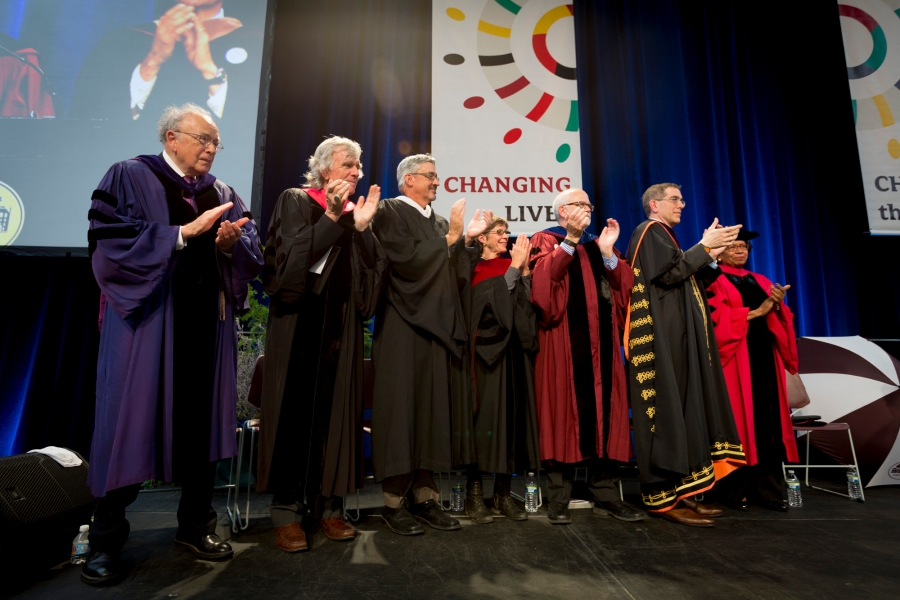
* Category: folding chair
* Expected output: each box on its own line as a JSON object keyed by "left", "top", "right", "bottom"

{"left": 782, "top": 421, "right": 865, "bottom": 502}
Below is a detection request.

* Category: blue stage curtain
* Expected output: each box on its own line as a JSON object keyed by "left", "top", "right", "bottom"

{"left": 259, "top": 0, "right": 431, "bottom": 232}
{"left": 0, "top": 256, "right": 100, "bottom": 457}
{"left": 573, "top": 0, "right": 868, "bottom": 337}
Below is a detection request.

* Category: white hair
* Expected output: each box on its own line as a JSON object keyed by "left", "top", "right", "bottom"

{"left": 157, "top": 103, "right": 214, "bottom": 143}
{"left": 397, "top": 154, "right": 435, "bottom": 191}
{"left": 552, "top": 188, "right": 586, "bottom": 220}
{"left": 303, "top": 136, "right": 364, "bottom": 189}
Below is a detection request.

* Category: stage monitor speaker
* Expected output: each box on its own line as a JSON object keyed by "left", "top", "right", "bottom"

{"left": 0, "top": 451, "right": 95, "bottom": 563}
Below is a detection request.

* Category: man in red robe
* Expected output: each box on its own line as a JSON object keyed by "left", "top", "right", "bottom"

{"left": 706, "top": 230, "right": 799, "bottom": 511}
{"left": 530, "top": 188, "right": 643, "bottom": 524}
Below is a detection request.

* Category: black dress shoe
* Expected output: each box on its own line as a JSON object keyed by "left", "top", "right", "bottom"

{"left": 727, "top": 497, "right": 750, "bottom": 511}
{"left": 411, "top": 499, "right": 461, "bottom": 531}
{"left": 81, "top": 551, "right": 125, "bottom": 586}
{"left": 760, "top": 500, "right": 789, "bottom": 512}
{"left": 381, "top": 505, "right": 424, "bottom": 536}
{"left": 593, "top": 500, "right": 646, "bottom": 522}
{"left": 173, "top": 533, "right": 234, "bottom": 560}
{"left": 547, "top": 501, "right": 572, "bottom": 524}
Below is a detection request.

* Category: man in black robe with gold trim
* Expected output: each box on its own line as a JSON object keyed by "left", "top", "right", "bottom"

{"left": 625, "top": 182, "right": 746, "bottom": 527}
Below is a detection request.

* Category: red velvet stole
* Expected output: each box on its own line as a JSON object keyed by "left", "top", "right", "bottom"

{"left": 472, "top": 257, "right": 511, "bottom": 287}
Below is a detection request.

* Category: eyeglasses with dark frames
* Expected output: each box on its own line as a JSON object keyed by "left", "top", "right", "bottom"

{"left": 174, "top": 131, "right": 224, "bottom": 150}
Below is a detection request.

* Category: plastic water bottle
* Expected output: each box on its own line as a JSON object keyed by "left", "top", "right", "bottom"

{"left": 450, "top": 472, "right": 465, "bottom": 512}
{"left": 847, "top": 468, "right": 863, "bottom": 501}
{"left": 70, "top": 525, "right": 90, "bottom": 565}
{"left": 786, "top": 470, "right": 802, "bottom": 508}
{"left": 524, "top": 472, "right": 539, "bottom": 513}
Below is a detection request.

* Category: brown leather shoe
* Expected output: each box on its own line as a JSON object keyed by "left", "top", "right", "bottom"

{"left": 681, "top": 497, "right": 723, "bottom": 518}
{"left": 274, "top": 522, "right": 308, "bottom": 552}
{"left": 320, "top": 517, "right": 356, "bottom": 541}
{"left": 660, "top": 507, "right": 715, "bottom": 527}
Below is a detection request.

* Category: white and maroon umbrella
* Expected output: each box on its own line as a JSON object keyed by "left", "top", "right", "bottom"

{"left": 793, "top": 336, "right": 900, "bottom": 488}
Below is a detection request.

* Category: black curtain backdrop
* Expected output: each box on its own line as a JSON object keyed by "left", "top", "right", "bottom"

{"left": 2, "top": 0, "right": 899, "bottom": 457}
{"left": 0, "top": 256, "right": 100, "bottom": 457}
{"left": 258, "top": 0, "right": 432, "bottom": 230}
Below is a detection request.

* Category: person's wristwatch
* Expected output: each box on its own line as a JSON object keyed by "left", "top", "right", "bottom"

{"left": 561, "top": 238, "right": 578, "bottom": 248}
{"left": 207, "top": 67, "right": 227, "bottom": 85}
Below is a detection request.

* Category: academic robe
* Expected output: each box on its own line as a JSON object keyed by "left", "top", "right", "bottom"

{"left": 625, "top": 220, "right": 744, "bottom": 512}
{"left": 87, "top": 155, "right": 263, "bottom": 497}
{"left": 464, "top": 257, "right": 541, "bottom": 474}
{"left": 370, "top": 199, "right": 474, "bottom": 480}
{"left": 257, "top": 188, "right": 386, "bottom": 498}
{"left": 707, "top": 264, "right": 799, "bottom": 466}
{"left": 530, "top": 229, "right": 634, "bottom": 465}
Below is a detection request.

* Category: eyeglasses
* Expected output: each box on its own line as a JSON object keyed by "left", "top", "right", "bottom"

{"left": 656, "top": 196, "right": 686, "bottom": 207}
{"left": 174, "top": 131, "right": 224, "bottom": 150}
{"left": 726, "top": 242, "right": 752, "bottom": 251}
{"left": 566, "top": 202, "right": 594, "bottom": 212}
{"left": 409, "top": 171, "right": 439, "bottom": 181}
{"left": 488, "top": 229, "right": 509, "bottom": 236}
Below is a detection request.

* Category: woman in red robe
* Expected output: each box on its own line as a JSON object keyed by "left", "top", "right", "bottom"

{"left": 706, "top": 231, "right": 799, "bottom": 511}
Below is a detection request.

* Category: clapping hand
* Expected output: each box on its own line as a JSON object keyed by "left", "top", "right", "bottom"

{"left": 446, "top": 198, "right": 466, "bottom": 246}
{"left": 564, "top": 205, "right": 591, "bottom": 241}
{"left": 700, "top": 218, "right": 742, "bottom": 250}
{"left": 353, "top": 184, "right": 381, "bottom": 232}
{"left": 465, "top": 209, "right": 494, "bottom": 246}
{"left": 510, "top": 234, "right": 531, "bottom": 274}
{"left": 324, "top": 179, "right": 353, "bottom": 221}
{"left": 596, "top": 218, "right": 620, "bottom": 258}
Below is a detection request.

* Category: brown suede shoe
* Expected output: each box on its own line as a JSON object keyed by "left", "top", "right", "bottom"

{"left": 659, "top": 507, "right": 715, "bottom": 528}
{"left": 274, "top": 522, "right": 308, "bottom": 552}
{"left": 681, "top": 497, "right": 723, "bottom": 518}
{"left": 320, "top": 517, "right": 356, "bottom": 541}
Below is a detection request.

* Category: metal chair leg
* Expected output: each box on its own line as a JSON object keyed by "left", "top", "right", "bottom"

{"left": 240, "top": 425, "right": 256, "bottom": 530}
{"left": 343, "top": 490, "right": 361, "bottom": 522}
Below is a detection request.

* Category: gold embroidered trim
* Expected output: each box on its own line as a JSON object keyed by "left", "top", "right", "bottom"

{"left": 632, "top": 283, "right": 645, "bottom": 293}
{"left": 629, "top": 334, "right": 653, "bottom": 350}
{"left": 650, "top": 424, "right": 655, "bottom": 432}
{"left": 630, "top": 299, "right": 649, "bottom": 312}
{"left": 641, "top": 388, "right": 656, "bottom": 401}
{"left": 633, "top": 268, "right": 641, "bottom": 276}
{"left": 640, "top": 464, "right": 716, "bottom": 506}
{"left": 631, "top": 352, "right": 655, "bottom": 367}
{"left": 630, "top": 315, "right": 653, "bottom": 331}
{"left": 636, "top": 370, "right": 656, "bottom": 384}
{"left": 646, "top": 407, "right": 656, "bottom": 418}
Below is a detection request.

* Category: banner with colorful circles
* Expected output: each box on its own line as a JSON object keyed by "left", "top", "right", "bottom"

{"left": 432, "top": 0, "right": 582, "bottom": 233}
{"left": 840, "top": 0, "right": 900, "bottom": 234}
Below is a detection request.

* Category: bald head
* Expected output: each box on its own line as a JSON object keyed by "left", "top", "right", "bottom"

{"left": 553, "top": 188, "right": 591, "bottom": 222}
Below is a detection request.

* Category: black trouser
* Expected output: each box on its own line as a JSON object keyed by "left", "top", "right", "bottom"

{"left": 546, "top": 459, "right": 621, "bottom": 505}
{"left": 719, "top": 463, "right": 785, "bottom": 505}
{"left": 90, "top": 460, "right": 217, "bottom": 554}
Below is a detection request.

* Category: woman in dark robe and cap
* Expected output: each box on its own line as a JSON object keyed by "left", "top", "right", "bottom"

{"left": 706, "top": 230, "right": 799, "bottom": 511}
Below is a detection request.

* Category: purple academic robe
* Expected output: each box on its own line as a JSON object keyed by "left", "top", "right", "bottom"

{"left": 87, "top": 158, "right": 263, "bottom": 497}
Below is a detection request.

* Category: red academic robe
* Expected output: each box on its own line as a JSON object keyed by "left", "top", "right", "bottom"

{"left": 707, "top": 264, "right": 799, "bottom": 465}
{"left": 530, "top": 231, "right": 633, "bottom": 464}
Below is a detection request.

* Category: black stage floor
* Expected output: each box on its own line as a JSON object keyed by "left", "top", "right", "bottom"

{"left": 10, "top": 478, "right": 900, "bottom": 599}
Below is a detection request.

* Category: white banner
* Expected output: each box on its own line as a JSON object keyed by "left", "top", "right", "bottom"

{"left": 431, "top": 0, "right": 582, "bottom": 233}
{"left": 839, "top": 0, "right": 900, "bottom": 234}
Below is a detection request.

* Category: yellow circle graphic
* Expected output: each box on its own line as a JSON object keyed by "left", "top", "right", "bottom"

{"left": 0, "top": 180, "right": 25, "bottom": 246}
{"left": 889, "top": 138, "right": 900, "bottom": 158}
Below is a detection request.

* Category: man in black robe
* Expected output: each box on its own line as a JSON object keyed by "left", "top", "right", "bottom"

{"left": 625, "top": 182, "right": 746, "bottom": 527}
{"left": 259, "top": 137, "right": 385, "bottom": 552}
{"left": 371, "top": 153, "right": 491, "bottom": 535}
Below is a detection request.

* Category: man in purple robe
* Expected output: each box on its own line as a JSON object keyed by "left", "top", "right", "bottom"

{"left": 83, "top": 102, "right": 263, "bottom": 585}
